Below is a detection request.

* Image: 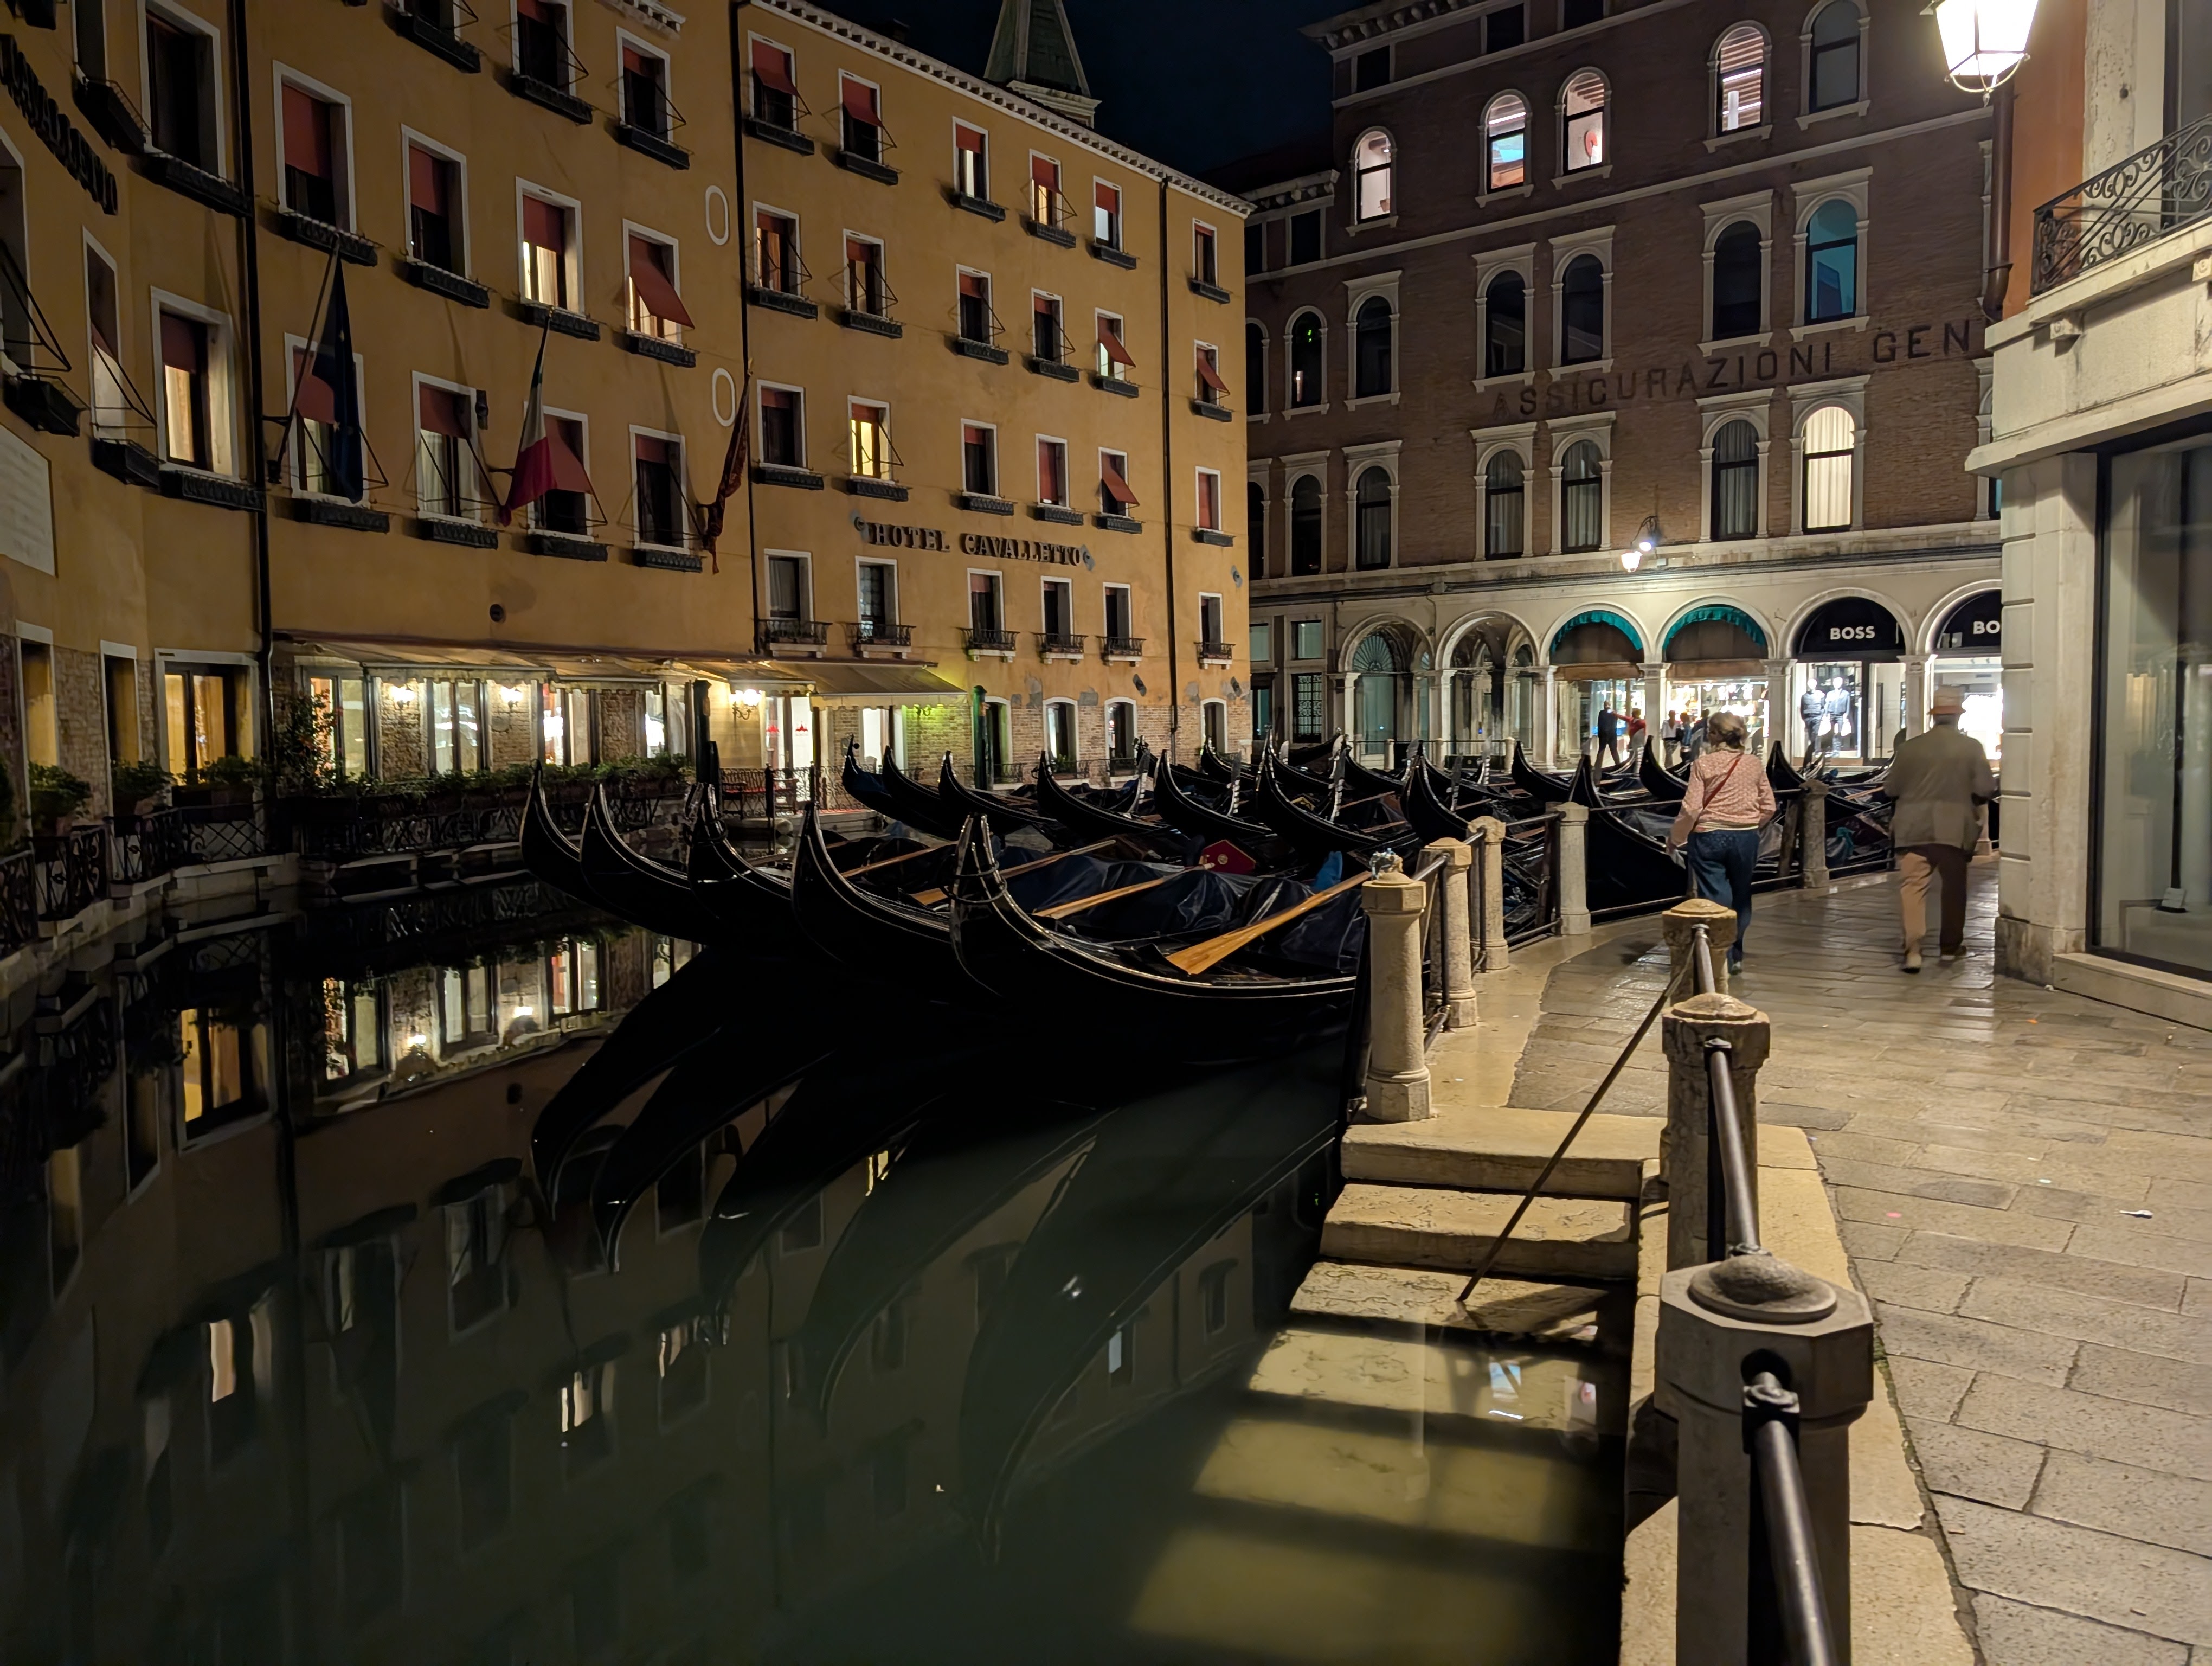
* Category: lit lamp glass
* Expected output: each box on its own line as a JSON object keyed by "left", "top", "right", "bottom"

{"left": 736, "top": 688, "right": 764, "bottom": 708}
{"left": 1931, "top": 0, "right": 2038, "bottom": 92}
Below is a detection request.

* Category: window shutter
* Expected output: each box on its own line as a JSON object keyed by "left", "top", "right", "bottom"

{"left": 955, "top": 124, "right": 983, "bottom": 152}
{"left": 417, "top": 383, "right": 470, "bottom": 438}
{"left": 750, "top": 41, "right": 796, "bottom": 94}
{"left": 282, "top": 86, "right": 332, "bottom": 178}
{"left": 839, "top": 76, "right": 878, "bottom": 124}
{"left": 635, "top": 435, "right": 669, "bottom": 466}
{"left": 1195, "top": 349, "right": 1228, "bottom": 393}
{"left": 622, "top": 44, "right": 648, "bottom": 75}
{"left": 1030, "top": 156, "right": 1057, "bottom": 189}
{"left": 1094, "top": 182, "right": 1117, "bottom": 212}
{"left": 523, "top": 196, "right": 566, "bottom": 252}
{"left": 407, "top": 144, "right": 448, "bottom": 214}
{"left": 958, "top": 272, "right": 986, "bottom": 300}
{"left": 961, "top": 423, "right": 986, "bottom": 448}
{"left": 160, "top": 312, "right": 203, "bottom": 373}
{"left": 1101, "top": 456, "right": 1137, "bottom": 506}
{"left": 627, "top": 236, "right": 694, "bottom": 326}
{"left": 1096, "top": 318, "right": 1134, "bottom": 367}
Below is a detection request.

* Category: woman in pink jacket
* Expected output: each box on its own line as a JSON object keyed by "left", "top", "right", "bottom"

{"left": 1665, "top": 711, "right": 1777, "bottom": 972}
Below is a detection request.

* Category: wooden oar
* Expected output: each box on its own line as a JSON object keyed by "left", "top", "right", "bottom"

{"left": 844, "top": 840, "right": 949, "bottom": 877}
{"left": 907, "top": 838, "right": 1115, "bottom": 906}
{"left": 1034, "top": 874, "right": 1174, "bottom": 920}
{"left": 1165, "top": 874, "right": 1369, "bottom": 976}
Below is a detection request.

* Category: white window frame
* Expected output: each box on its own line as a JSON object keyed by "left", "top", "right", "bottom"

{"left": 1192, "top": 219, "right": 1220, "bottom": 286}
{"left": 951, "top": 117, "right": 989, "bottom": 200}
{"left": 1470, "top": 420, "right": 1537, "bottom": 561}
{"left": 1101, "top": 581, "right": 1134, "bottom": 642}
{"left": 1797, "top": 0, "right": 1871, "bottom": 127}
{"left": 959, "top": 417, "right": 1000, "bottom": 498}
{"left": 1344, "top": 272, "right": 1402, "bottom": 407}
{"left": 1790, "top": 170, "right": 1871, "bottom": 333}
{"left": 149, "top": 289, "right": 238, "bottom": 477}
{"left": 1090, "top": 176, "right": 1123, "bottom": 249}
{"left": 508, "top": 0, "right": 575, "bottom": 88}
{"left": 1104, "top": 697, "right": 1139, "bottom": 761}
{"left": 614, "top": 28, "right": 673, "bottom": 130}
{"left": 1200, "top": 699, "right": 1230, "bottom": 752}
{"left": 1554, "top": 67, "right": 1611, "bottom": 185}
{"left": 1546, "top": 411, "right": 1614, "bottom": 556}
{"left": 1042, "top": 696, "right": 1081, "bottom": 766}
{"left": 410, "top": 370, "right": 481, "bottom": 524}
{"left": 1195, "top": 466, "right": 1224, "bottom": 532}
{"left": 621, "top": 219, "right": 686, "bottom": 342}
{"left": 1706, "top": 22, "right": 1772, "bottom": 147}
{"left": 847, "top": 395, "right": 893, "bottom": 482}
{"left": 765, "top": 549, "right": 814, "bottom": 623}
{"left": 1343, "top": 440, "right": 1401, "bottom": 571}
{"left": 745, "top": 34, "right": 797, "bottom": 123}
{"left": 398, "top": 127, "right": 472, "bottom": 273}
{"left": 1699, "top": 190, "right": 1773, "bottom": 353}
{"left": 1026, "top": 150, "right": 1063, "bottom": 227}
{"left": 749, "top": 199, "right": 803, "bottom": 290}
{"left": 854, "top": 555, "right": 899, "bottom": 625}
{"left": 139, "top": 0, "right": 229, "bottom": 178}
{"left": 841, "top": 227, "right": 883, "bottom": 311}
{"left": 1284, "top": 308, "right": 1330, "bottom": 415}
{"left": 280, "top": 329, "right": 366, "bottom": 499}
{"left": 837, "top": 70, "right": 885, "bottom": 150}
{"left": 82, "top": 228, "right": 124, "bottom": 427}
{"left": 1471, "top": 242, "right": 1537, "bottom": 392}
{"left": 271, "top": 63, "right": 358, "bottom": 232}
{"left": 1547, "top": 224, "right": 1615, "bottom": 373}
{"left": 757, "top": 380, "right": 807, "bottom": 470}
{"left": 628, "top": 424, "right": 689, "bottom": 551}
{"left": 1035, "top": 432, "right": 1070, "bottom": 507}
{"left": 1092, "top": 307, "right": 1128, "bottom": 382}
{"left": 1197, "top": 592, "right": 1227, "bottom": 653}
{"left": 1478, "top": 91, "right": 1534, "bottom": 206}
{"left": 1695, "top": 388, "right": 1773, "bottom": 543}
{"left": 1349, "top": 127, "right": 1395, "bottom": 226}
{"left": 1787, "top": 376, "right": 1869, "bottom": 535}
{"left": 515, "top": 180, "right": 583, "bottom": 313}
{"left": 1097, "top": 446, "right": 1133, "bottom": 517}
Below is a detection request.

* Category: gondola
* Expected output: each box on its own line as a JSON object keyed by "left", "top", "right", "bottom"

{"left": 878, "top": 749, "right": 967, "bottom": 838}
{"left": 1400, "top": 752, "right": 1475, "bottom": 845}
{"left": 1195, "top": 743, "right": 1247, "bottom": 784}
{"left": 1272, "top": 741, "right": 1337, "bottom": 799}
{"left": 955, "top": 1050, "right": 1342, "bottom": 1543}
{"left": 937, "top": 752, "right": 1058, "bottom": 837}
{"left": 787, "top": 1100, "right": 1107, "bottom": 1427}
{"left": 841, "top": 738, "right": 903, "bottom": 818}
{"left": 520, "top": 773, "right": 603, "bottom": 906}
{"left": 1249, "top": 752, "right": 1416, "bottom": 865}
{"left": 948, "top": 822, "right": 1360, "bottom": 1051}
{"left": 681, "top": 797, "right": 802, "bottom": 939}
{"left": 790, "top": 800, "right": 976, "bottom": 987}
{"left": 578, "top": 786, "right": 705, "bottom": 939}
{"left": 1148, "top": 747, "right": 1284, "bottom": 860}
{"left": 1032, "top": 757, "right": 1194, "bottom": 857}
{"left": 1340, "top": 751, "right": 1406, "bottom": 799}
{"left": 1510, "top": 740, "right": 1573, "bottom": 804}
{"left": 528, "top": 945, "right": 731, "bottom": 1183}
{"left": 1639, "top": 739, "right": 1689, "bottom": 802}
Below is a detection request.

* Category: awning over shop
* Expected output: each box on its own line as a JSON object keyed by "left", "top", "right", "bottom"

{"left": 1549, "top": 608, "right": 1643, "bottom": 664}
{"left": 284, "top": 640, "right": 815, "bottom": 693}
{"left": 285, "top": 638, "right": 554, "bottom": 681}
{"left": 763, "top": 661, "right": 969, "bottom": 706}
{"left": 1663, "top": 604, "right": 1768, "bottom": 661}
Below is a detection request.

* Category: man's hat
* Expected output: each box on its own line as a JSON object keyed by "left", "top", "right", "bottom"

{"left": 1930, "top": 687, "right": 1966, "bottom": 715}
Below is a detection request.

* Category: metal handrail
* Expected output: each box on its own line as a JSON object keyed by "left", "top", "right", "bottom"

{"left": 1690, "top": 921, "right": 1762, "bottom": 1255}
{"left": 1747, "top": 1369, "right": 1842, "bottom": 1666}
{"left": 2031, "top": 115, "right": 2211, "bottom": 295}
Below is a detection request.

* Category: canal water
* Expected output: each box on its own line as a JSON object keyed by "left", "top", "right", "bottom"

{"left": 0, "top": 880, "right": 1623, "bottom": 1664}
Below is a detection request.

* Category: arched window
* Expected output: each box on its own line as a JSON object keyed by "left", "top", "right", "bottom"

{"left": 1354, "top": 297, "right": 1393, "bottom": 398}
{"left": 1710, "top": 419, "right": 1759, "bottom": 540}
{"left": 1045, "top": 701, "right": 1079, "bottom": 767}
{"left": 1560, "top": 254, "right": 1605, "bottom": 364}
{"left": 1561, "top": 71, "right": 1606, "bottom": 172}
{"left": 1715, "top": 24, "right": 1765, "bottom": 131}
{"left": 1245, "top": 321, "right": 1266, "bottom": 411}
{"left": 1804, "top": 199, "right": 1857, "bottom": 321}
{"left": 1289, "top": 311, "right": 1323, "bottom": 407}
{"left": 1248, "top": 481, "right": 1266, "bottom": 576}
{"left": 1485, "top": 271, "right": 1526, "bottom": 376}
{"left": 1353, "top": 129, "right": 1393, "bottom": 221}
{"left": 1107, "top": 700, "right": 1137, "bottom": 762}
{"left": 1802, "top": 406, "right": 1855, "bottom": 531}
{"left": 1485, "top": 452, "right": 1525, "bottom": 558}
{"left": 1202, "top": 701, "right": 1227, "bottom": 753}
{"left": 1560, "top": 439, "right": 1602, "bottom": 552}
{"left": 1354, "top": 466, "right": 1392, "bottom": 568}
{"left": 1290, "top": 475, "right": 1322, "bottom": 574}
{"left": 1712, "top": 221, "right": 1763, "bottom": 339}
{"left": 1351, "top": 633, "right": 1399, "bottom": 750}
{"left": 1484, "top": 93, "right": 1527, "bottom": 190}
{"left": 1808, "top": 1, "right": 1861, "bottom": 110}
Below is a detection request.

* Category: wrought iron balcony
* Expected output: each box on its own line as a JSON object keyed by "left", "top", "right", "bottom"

{"left": 1102, "top": 635, "right": 1144, "bottom": 661}
{"left": 1037, "top": 631, "right": 1085, "bottom": 658}
{"left": 850, "top": 620, "right": 912, "bottom": 649}
{"left": 965, "top": 626, "right": 1017, "bottom": 655}
{"left": 2033, "top": 116, "right": 2211, "bottom": 296}
{"left": 760, "top": 617, "right": 829, "bottom": 647}
{"left": 1197, "top": 639, "right": 1233, "bottom": 664}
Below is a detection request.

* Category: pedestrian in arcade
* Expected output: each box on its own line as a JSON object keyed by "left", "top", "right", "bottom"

{"left": 1662, "top": 711, "right": 1682, "bottom": 768}
{"left": 1885, "top": 685, "right": 1994, "bottom": 972}
{"left": 1596, "top": 703, "right": 1622, "bottom": 767}
{"left": 1666, "top": 710, "right": 1775, "bottom": 973}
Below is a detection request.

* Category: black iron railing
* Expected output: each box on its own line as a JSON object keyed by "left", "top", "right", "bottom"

{"left": 0, "top": 848, "right": 35, "bottom": 956}
{"left": 760, "top": 617, "right": 830, "bottom": 648}
{"left": 2033, "top": 117, "right": 2212, "bottom": 294}
{"left": 965, "top": 626, "right": 1016, "bottom": 654}
{"left": 33, "top": 827, "right": 106, "bottom": 920}
{"left": 850, "top": 620, "right": 911, "bottom": 649}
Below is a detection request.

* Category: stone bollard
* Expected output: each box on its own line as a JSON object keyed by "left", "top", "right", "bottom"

{"left": 1657, "top": 1255, "right": 1873, "bottom": 1666}
{"left": 1360, "top": 853, "right": 1432, "bottom": 1122}
{"left": 1662, "top": 898, "right": 1738, "bottom": 999}
{"left": 1469, "top": 816, "right": 1510, "bottom": 972}
{"left": 1662, "top": 992, "right": 1771, "bottom": 1268}
{"left": 1428, "top": 837, "right": 1478, "bottom": 1029}
{"left": 1801, "top": 780, "right": 1830, "bottom": 889}
{"left": 1557, "top": 801, "right": 1592, "bottom": 936}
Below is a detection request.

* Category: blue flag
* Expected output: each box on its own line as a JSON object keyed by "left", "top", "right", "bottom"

{"left": 307, "top": 260, "right": 363, "bottom": 502}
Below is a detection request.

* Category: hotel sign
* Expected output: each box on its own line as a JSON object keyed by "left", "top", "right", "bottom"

{"left": 0, "top": 37, "right": 119, "bottom": 214}
{"left": 857, "top": 517, "right": 1090, "bottom": 566}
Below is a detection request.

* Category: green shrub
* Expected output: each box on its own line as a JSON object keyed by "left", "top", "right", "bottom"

{"left": 28, "top": 762, "right": 93, "bottom": 824}
{"left": 200, "top": 754, "right": 261, "bottom": 790}
{"left": 112, "top": 759, "right": 173, "bottom": 806}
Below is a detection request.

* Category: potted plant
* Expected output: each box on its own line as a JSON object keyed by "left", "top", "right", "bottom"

{"left": 112, "top": 759, "right": 173, "bottom": 824}
{"left": 199, "top": 753, "right": 262, "bottom": 808}
{"left": 27, "top": 763, "right": 92, "bottom": 837}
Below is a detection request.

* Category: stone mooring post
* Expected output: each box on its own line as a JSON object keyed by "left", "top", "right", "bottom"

{"left": 1360, "top": 853, "right": 1432, "bottom": 1122}
{"left": 1662, "top": 897, "right": 1738, "bottom": 999}
{"left": 1801, "top": 779, "right": 1830, "bottom": 889}
{"left": 1557, "top": 801, "right": 1591, "bottom": 936}
{"left": 1469, "top": 815, "right": 1510, "bottom": 972}
{"left": 1662, "top": 991, "right": 1771, "bottom": 1267}
{"left": 1430, "top": 837, "right": 1478, "bottom": 1030}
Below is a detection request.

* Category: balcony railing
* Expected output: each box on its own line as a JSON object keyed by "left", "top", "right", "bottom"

{"left": 1037, "top": 631, "right": 1085, "bottom": 657}
{"left": 1197, "top": 638, "right": 1233, "bottom": 663}
{"left": 1102, "top": 635, "right": 1144, "bottom": 660}
{"left": 759, "top": 617, "right": 829, "bottom": 648}
{"left": 2033, "top": 116, "right": 2212, "bottom": 295}
{"left": 850, "top": 620, "right": 911, "bottom": 649}
{"left": 0, "top": 848, "right": 35, "bottom": 957}
{"left": 965, "top": 626, "right": 1017, "bottom": 654}
{"left": 33, "top": 826, "right": 106, "bottom": 921}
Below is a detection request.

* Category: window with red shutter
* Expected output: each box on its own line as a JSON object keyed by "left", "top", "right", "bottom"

{"left": 521, "top": 195, "right": 570, "bottom": 308}
{"left": 407, "top": 144, "right": 459, "bottom": 271}
{"left": 281, "top": 85, "right": 343, "bottom": 227}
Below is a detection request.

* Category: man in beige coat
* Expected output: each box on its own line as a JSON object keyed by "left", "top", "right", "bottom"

{"left": 1883, "top": 685, "right": 1995, "bottom": 971}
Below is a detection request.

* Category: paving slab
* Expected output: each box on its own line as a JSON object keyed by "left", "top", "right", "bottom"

{"left": 1321, "top": 1183, "right": 1638, "bottom": 1280}
{"left": 1341, "top": 1103, "right": 1657, "bottom": 1198}
{"left": 1288, "top": 1260, "right": 1623, "bottom": 1344}
{"left": 1245, "top": 1324, "right": 1620, "bottom": 1438}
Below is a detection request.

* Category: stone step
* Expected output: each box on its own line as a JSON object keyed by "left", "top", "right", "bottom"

{"left": 1244, "top": 1323, "right": 1621, "bottom": 1438}
{"left": 1291, "top": 1260, "right": 1628, "bottom": 1347}
{"left": 1321, "top": 1183, "right": 1638, "bottom": 1281}
{"left": 1342, "top": 1104, "right": 1658, "bottom": 1199}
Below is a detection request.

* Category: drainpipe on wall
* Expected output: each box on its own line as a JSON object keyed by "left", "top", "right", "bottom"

{"left": 1157, "top": 183, "right": 1181, "bottom": 759}
{"left": 1980, "top": 81, "right": 2015, "bottom": 321}
{"left": 731, "top": 5, "right": 763, "bottom": 771}
{"left": 231, "top": 0, "right": 274, "bottom": 759}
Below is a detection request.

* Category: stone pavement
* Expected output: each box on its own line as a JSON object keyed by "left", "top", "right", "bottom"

{"left": 1496, "top": 862, "right": 2212, "bottom": 1664}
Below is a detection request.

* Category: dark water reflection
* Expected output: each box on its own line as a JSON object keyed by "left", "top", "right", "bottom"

{"left": 0, "top": 882, "right": 1621, "bottom": 1665}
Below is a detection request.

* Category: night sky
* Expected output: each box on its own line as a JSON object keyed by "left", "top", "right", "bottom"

{"left": 820, "top": 0, "right": 1347, "bottom": 178}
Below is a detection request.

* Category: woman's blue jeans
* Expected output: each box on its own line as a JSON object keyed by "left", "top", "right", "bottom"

{"left": 1686, "top": 829, "right": 1759, "bottom": 961}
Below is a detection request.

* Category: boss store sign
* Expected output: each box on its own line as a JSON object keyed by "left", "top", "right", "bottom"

{"left": 1933, "top": 589, "right": 2001, "bottom": 654}
{"left": 1792, "top": 597, "right": 1906, "bottom": 661}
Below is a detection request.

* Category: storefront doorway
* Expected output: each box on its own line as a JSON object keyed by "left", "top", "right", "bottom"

{"left": 1351, "top": 634, "right": 1400, "bottom": 762}
{"left": 1663, "top": 606, "right": 1770, "bottom": 761}
{"left": 1790, "top": 597, "right": 1907, "bottom": 766}
{"left": 1930, "top": 589, "right": 2002, "bottom": 763}
{"left": 1548, "top": 611, "right": 1643, "bottom": 763}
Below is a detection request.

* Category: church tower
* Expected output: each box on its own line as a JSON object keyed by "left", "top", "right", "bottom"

{"left": 983, "top": 0, "right": 1101, "bottom": 127}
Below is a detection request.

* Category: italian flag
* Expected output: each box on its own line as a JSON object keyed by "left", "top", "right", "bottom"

{"left": 501, "top": 332, "right": 592, "bottom": 523}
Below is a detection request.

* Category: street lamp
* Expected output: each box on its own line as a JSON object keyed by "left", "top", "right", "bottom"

{"left": 1929, "top": 0, "right": 2039, "bottom": 92}
{"left": 1623, "top": 515, "right": 1662, "bottom": 573}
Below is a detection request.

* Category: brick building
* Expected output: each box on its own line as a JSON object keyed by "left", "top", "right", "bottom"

{"left": 1234, "top": 0, "right": 2004, "bottom": 772}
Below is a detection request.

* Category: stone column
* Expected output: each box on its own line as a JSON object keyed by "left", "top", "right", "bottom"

{"left": 1470, "top": 815, "right": 1510, "bottom": 972}
{"left": 1556, "top": 800, "right": 1591, "bottom": 936}
{"left": 1430, "top": 837, "right": 1478, "bottom": 1029}
{"left": 1536, "top": 667, "right": 1559, "bottom": 768}
{"left": 1661, "top": 991, "right": 1770, "bottom": 1265}
{"left": 1801, "top": 779, "right": 1830, "bottom": 889}
{"left": 1642, "top": 664, "right": 1666, "bottom": 744}
{"left": 1657, "top": 1259, "right": 1873, "bottom": 1666}
{"left": 1360, "top": 854, "right": 1432, "bottom": 1122}
{"left": 1763, "top": 658, "right": 1792, "bottom": 764}
{"left": 1662, "top": 897, "right": 1737, "bottom": 999}
{"left": 1902, "top": 653, "right": 1930, "bottom": 740}
{"left": 1473, "top": 669, "right": 1494, "bottom": 745}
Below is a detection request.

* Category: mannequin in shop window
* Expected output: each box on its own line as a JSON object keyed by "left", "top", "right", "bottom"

{"left": 1799, "top": 680, "right": 1828, "bottom": 765}
{"left": 1823, "top": 678, "right": 1854, "bottom": 757}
